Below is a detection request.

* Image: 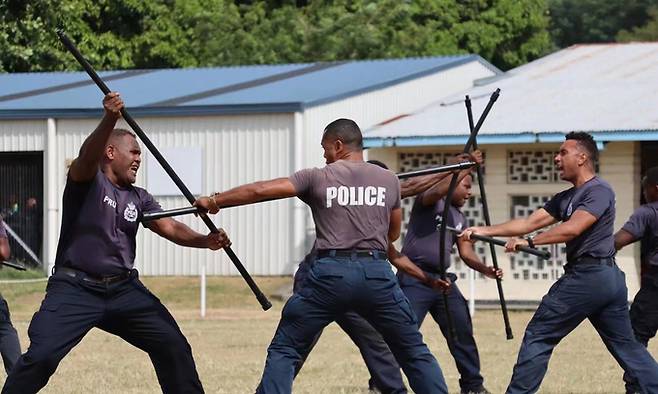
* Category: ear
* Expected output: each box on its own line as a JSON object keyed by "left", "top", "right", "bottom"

{"left": 334, "top": 139, "right": 344, "bottom": 152}
{"left": 106, "top": 145, "right": 115, "bottom": 160}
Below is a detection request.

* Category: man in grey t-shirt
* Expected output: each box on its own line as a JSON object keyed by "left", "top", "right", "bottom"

{"left": 197, "top": 118, "right": 449, "bottom": 393}
{"left": 615, "top": 166, "right": 658, "bottom": 394}
{"left": 0, "top": 219, "right": 21, "bottom": 376}
{"left": 462, "top": 132, "right": 658, "bottom": 394}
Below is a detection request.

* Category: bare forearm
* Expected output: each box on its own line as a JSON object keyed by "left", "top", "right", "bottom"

{"left": 0, "top": 239, "right": 9, "bottom": 260}
{"left": 461, "top": 255, "right": 489, "bottom": 274}
{"left": 213, "top": 178, "right": 294, "bottom": 208}
{"left": 387, "top": 245, "right": 431, "bottom": 284}
{"left": 532, "top": 223, "right": 580, "bottom": 245}
{"left": 160, "top": 222, "right": 207, "bottom": 248}
{"left": 400, "top": 172, "right": 452, "bottom": 198}
{"left": 78, "top": 113, "right": 119, "bottom": 165}
{"left": 421, "top": 170, "right": 470, "bottom": 205}
{"left": 481, "top": 219, "right": 535, "bottom": 237}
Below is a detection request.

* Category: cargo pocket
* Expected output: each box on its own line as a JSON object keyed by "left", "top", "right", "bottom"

{"left": 393, "top": 287, "right": 418, "bottom": 325}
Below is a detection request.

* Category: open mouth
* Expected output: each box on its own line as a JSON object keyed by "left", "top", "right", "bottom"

{"left": 130, "top": 165, "right": 139, "bottom": 176}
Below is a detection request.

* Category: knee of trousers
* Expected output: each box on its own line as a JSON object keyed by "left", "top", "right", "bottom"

{"left": 20, "top": 347, "right": 61, "bottom": 374}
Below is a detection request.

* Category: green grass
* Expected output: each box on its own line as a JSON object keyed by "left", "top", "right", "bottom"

{"left": 0, "top": 276, "right": 655, "bottom": 393}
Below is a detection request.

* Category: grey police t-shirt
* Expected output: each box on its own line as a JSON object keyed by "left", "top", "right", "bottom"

{"left": 290, "top": 160, "right": 401, "bottom": 251}
{"left": 55, "top": 170, "right": 162, "bottom": 276}
{"left": 0, "top": 220, "right": 6, "bottom": 239}
{"left": 402, "top": 196, "right": 465, "bottom": 271}
{"left": 543, "top": 176, "right": 616, "bottom": 262}
{"left": 622, "top": 201, "right": 658, "bottom": 267}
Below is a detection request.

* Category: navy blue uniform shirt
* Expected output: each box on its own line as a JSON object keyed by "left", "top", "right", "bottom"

{"left": 55, "top": 170, "right": 162, "bottom": 277}
{"left": 402, "top": 195, "right": 465, "bottom": 271}
{"left": 622, "top": 201, "right": 658, "bottom": 267}
{"left": 543, "top": 176, "right": 616, "bottom": 262}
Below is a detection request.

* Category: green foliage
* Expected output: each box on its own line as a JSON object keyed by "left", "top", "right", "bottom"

{"left": 617, "top": 7, "right": 658, "bottom": 42}
{"left": 548, "top": 0, "right": 656, "bottom": 47}
{"left": 0, "top": 0, "right": 554, "bottom": 73}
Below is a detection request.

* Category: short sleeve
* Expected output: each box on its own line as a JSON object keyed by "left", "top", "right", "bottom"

{"left": 573, "top": 185, "right": 613, "bottom": 219}
{"left": 543, "top": 191, "right": 565, "bottom": 219}
{"left": 140, "top": 190, "right": 163, "bottom": 214}
{"left": 391, "top": 177, "right": 401, "bottom": 209}
{"left": 622, "top": 206, "right": 655, "bottom": 240}
{"left": 289, "top": 168, "right": 318, "bottom": 197}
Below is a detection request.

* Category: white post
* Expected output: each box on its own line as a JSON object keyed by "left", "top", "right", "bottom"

{"left": 200, "top": 261, "right": 206, "bottom": 318}
{"left": 291, "top": 112, "right": 306, "bottom": 267}
{"left": 45, "top": 118, "right": 58, "bottom": 276}
{"left": 469, "top": 268, "right": 475, "bottom": 317}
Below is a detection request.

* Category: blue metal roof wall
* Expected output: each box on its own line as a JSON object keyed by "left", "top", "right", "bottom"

{"left": 185, "top": 55, "right": 480, "bottom": 108}
{"left": 0, "top": 70, "right": 123, "bottom": 98}
{"left": 0, "top": 55, "right": 496, "bottom": 118}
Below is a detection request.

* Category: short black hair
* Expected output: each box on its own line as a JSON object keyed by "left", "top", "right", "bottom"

{"left": 367, "top": 159, "right": 389, "bottom": 170}
{"left": 643, "top": 167, "right": 658, "bottom": 187}
{"left": 565, "top": 131, "right": 598, "bottom": 163}
{"left": 323, "top": 118, "right": 363, "bottom": 150}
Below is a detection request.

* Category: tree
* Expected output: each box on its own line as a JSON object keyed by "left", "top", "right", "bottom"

{"left": 0, "top": 0, "right": 554, "bottom": 73}
{"left": 548, "top": 0, "right": 656, "bottom": 47}
{"left": 617, "top": 7, "right": 658, "bottom": 42}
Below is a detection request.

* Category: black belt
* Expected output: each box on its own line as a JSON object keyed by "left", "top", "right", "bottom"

{"left": 317, "top": 249, "right": 386, "bottom": 259}
{"left": 565, "top": 256, "right": 615, "bottom": 268}
{"left": 55, "top": 266, "right": 132, "bottom": 285}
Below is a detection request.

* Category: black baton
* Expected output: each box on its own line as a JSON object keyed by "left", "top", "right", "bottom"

{"left": 466, "top": 95, "right": 514, "bottom": 339}
{"left": 56, "top": 30, "right": 272, "bottom": 311}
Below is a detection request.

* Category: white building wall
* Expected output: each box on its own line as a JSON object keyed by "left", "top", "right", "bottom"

{"left": 54, "top": 113, "right": 294, "bottom": 276}
{"left": 0, "top": 120, "right": 45, "bottom": 151}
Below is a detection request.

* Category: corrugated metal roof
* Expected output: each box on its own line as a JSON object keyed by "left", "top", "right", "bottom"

{"left": 363, "top": 43, "right": 658, "bottom": 146}
{"left": 0, "top": 55, "right": 497, "bottom": 118}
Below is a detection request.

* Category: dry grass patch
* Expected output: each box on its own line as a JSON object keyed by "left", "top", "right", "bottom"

{"left": 1, "top": 276, "right": 656, "bottom": 393}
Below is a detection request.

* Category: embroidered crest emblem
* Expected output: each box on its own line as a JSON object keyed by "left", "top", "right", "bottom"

{"left": 566, "top": 203, "right": 573, "bottom": 217}
{"left": 455, "top": 222, "right": 463, "bottom": 231}
{"left": 124, "top": 202, "right": 138, "bottom": 222}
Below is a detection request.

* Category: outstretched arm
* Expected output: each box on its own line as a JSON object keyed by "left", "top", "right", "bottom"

{"left": 462, "top": 208, "right": 557, "bottom": 239}
{"left": 69, "top": 92, "right": 123, "bottom": 182}
{"left": 147, "top": 217, "right": 231, "bottom": 250}
{"left": 195, "top": 178, "right": 297, "bottom": 213}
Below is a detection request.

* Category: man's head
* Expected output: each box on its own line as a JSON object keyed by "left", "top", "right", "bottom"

{"left": 321, "top": 118, "right": 363, "bottom": 164}
{"left": 555, "top": 132, "right": 598, "bottom": 182}
{"left": 102, "top": 128, "right": 141, "bottom": 186}
{"left": 451, "top": 174, "right": 473, "bottom": 208}
{"left": 642, "top": 167, "right": 658, "bottom": 203}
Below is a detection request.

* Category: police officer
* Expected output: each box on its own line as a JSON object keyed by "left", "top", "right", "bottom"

{"left": 615, "top": 166, "right": 658, "bottom": 394}
{"left": 462, "top": 132, "right": 658, "bottom": 394}
{"left": 0, "top": 218, "right": 20, "bottom": 376}
{"left": 400, "top": 173, "right": 500, "bottom": 394}
{"left": 2, "top": 92, "right": 231, "bottom": 394}
{"left": 290, "top": 155, "right": 480, "bottom": 394}
{"left": 196, "top": 118, "right": 449, "bottom": 393}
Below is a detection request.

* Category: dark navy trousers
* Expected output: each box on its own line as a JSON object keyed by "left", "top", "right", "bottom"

{"left": 507, "top": 263, "right": 658, "bottom": 394}
{"left": 2, "top": 269, "right": 203, "bottom": 394}
{"left": 400, "top": 273, "right": 484, "bottom": 392}
{"left": 292, "top": 259, "right": 406, "bottom": 394}
{"left": 624, "top": 273, "right": 658, "bottom": 393}
{"left": 257, "top": 254, "right": 447, "bottom": 394}
{"left": 0, "top": 295, "right": 20, "bottom": 375}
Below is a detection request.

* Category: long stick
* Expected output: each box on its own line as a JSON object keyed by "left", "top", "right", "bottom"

{"left": 56, "top": 30, "right": 272, "bottom": 311}
{"left": 466, "top": 95, "right": 513, "bottom": 339}
{"left": 4, "top": 222, "right": 41, "bottom": 267}
{"left": 439, "top": 88, "right": 501, "bottom": 344}
{"left": 436, "top": 221, "right": 551, "bottom": 259}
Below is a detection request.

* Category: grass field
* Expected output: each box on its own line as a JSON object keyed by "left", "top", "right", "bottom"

{"left": 0, "top": 274, "right": 655, "bottom": 393}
